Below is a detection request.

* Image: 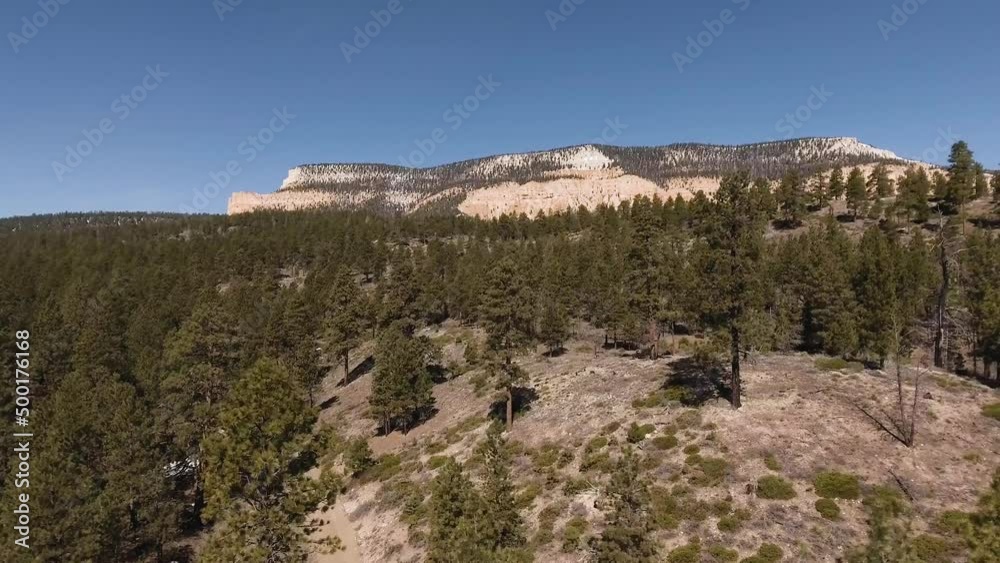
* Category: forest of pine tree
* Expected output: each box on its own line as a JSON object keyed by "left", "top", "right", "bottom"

{"left": 0, "top": 141, "right": 998, "bottom": 561}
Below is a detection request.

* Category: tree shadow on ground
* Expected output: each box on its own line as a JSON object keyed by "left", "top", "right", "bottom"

{"left": 543, "top": 346, "right": 567, "bottom": 358}
{"left": 373, "top": 405, "right": 441, "bottom": 437}
{"left": 339, "top": 355, "right": 374, "bottom": 387}
{"left": 429, "top": 364, "right": 450, "bottom": 384}
{"left": 488, "top": 387, "right": 540, "bottom": 424}
{"left": 971, "top": 216, "right": 1000, "bottom": 230}
{"left": 318, "top": 394, "right": 339, "bottom": 410}
{"left": 663, "top": 356, "right": 731, "bottom": 407}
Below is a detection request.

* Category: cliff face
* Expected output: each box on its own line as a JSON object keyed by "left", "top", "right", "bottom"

{"left": 227, "top": 137, "right": 924, "bottom": 217}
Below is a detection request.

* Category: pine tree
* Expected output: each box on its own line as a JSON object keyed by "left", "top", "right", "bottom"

{"left": 427, "top": 460, "right": 488, "bottom": 563}
{"left": 200, "top": 358, "right": 320, "bottom": 562}
{"left": 974, "top": 164, "right": 990, "bottom": 199}
{"left": 590, "top": 448, "right": 657, "bottom": 563}
{"left": 323, "top": 268, "right": 364, "bottom": 382}
{"left": 777, "top": 169, "right": 807, "bottom": 226}
{"left": 479, "top": 425, "right": 525, "bottom": 553}
{"left": 828, "top": 167, "right": 846, "bottom": 200}
{"left": 867, "top": 163, "right": 895, "bottom": 199}
{"left": 811, "top": 171, "right": 831, "bottom": 210}
{"left": 846, "top": 167, "right": 869, "bottom": 220}
{"left": 538, "top": 292, "right": 571, "bottom": 356}
{"left": 799, "top": 220, "right": 858, "bottom": 357}
{"left": 946, "top": 141, "right": 977, "bottom": 215}
{"left": 854, "top": 228, "right": 898, "bottom": 367}
{"left": 369, "top": 322, "right": 436, "bottom": 434}
{"left": 697, "top": 172, "right": 768, "bottom": 408}
{"left": 480, "top": 256, "right": 534, "bottom": 428}
{"left": 896, "top": 166, "right": 932, "bottom": 222}
{"left": 624, "top": 197, "right": 663, "bottom": 356}
{"left": 22, "top": 369, "right": 180, "bottom": 561}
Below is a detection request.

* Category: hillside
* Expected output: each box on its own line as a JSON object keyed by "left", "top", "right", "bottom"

{"left": 314, "top": 323, "right": 1000, "bottom": 563}
{"left": 228, "top": 137, "right": 926, "bottom": 217}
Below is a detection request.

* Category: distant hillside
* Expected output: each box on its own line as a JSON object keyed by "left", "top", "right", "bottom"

{"left": 228, "top": 137, "right": 925, "bottom": 217}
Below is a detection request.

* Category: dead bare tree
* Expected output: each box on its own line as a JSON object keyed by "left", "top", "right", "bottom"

{"left": 856, "top": 318, "right": 925, "bottom": 448}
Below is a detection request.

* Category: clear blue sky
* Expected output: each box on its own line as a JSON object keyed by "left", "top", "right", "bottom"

{"left": 2, "top": 0, "right": 997, "bottom": 217}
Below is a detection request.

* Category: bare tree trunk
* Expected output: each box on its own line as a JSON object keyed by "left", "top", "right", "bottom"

{"left": 730, "top": 324, "right": 742, "bottom": 409}
{"left": 934, "top": 240, "right": 949, "bottom": 369}
{"left": 506, "top": 386, "right": 513, "bottom": 430}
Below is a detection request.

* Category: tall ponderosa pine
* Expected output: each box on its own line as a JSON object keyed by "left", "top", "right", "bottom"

{"left": 867, "top": 163, "right": 895, "bottom": 198}
{"left": 480, "top": 256, "right": 534, "bottom": 429}
{"left": 946, "top": 141, "right": 978, "bottom": 216}
{"left": 854, "top": 228, "right": 898, "bottom": 367}
{"left": 323, "top": 268, "right": 364, "bottom": 381}
{"left": 625, "top": 198, "right": 663, "bottom": 356}
{"left": 846, "top": 167, "right": 869, "bottom": 220}
{"left": 698, "top": 172, "right": 768, "bottom": 409}
{"left": 777, "top": 169, "right": 807, "bottom": 226}
{"left": 896, "top": 166, "right": 932, "bottom": 223}
{"left": 369, "top": 322, "right": 436, "bottom": 434}
{"left": 828, "top": 167, "right": 846, "bottom": 200}
{"left": 811, "top": 171, "right": 831, "bottom": 209}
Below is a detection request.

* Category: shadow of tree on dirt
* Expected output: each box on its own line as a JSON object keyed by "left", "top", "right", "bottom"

{"left": 488, "top": 386, "right": 540, "bottom": 423}
{"left": 663, "top": 356, "right": 731, "bottom": 406}
{"left": 339, "top": 355, "right": 374, "bottom": 387}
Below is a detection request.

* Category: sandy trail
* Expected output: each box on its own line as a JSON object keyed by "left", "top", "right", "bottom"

{"left": 309, "top": 502, "right": 362, "bottom": 563}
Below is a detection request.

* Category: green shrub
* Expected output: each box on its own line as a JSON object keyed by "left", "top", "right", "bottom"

{"left": 813, "top": 471, "right": 860, "bottom": 500}
{"left": 344, "top": 437, "right": 374, "bottom": 476}
{"left": 632, "top": 390, "right": 666, "bottom": 409}
{"left": 600, "top": 421, "right": 621, "bottom": 435}
{"left": 663, "top": 385, "right": 696, "bottom": 404}
{"left": 707, "top": 544, "right": 739, "bottom": 562}
{"left": 933, "top": 510, "right": 970, "bottom": 537}
{"left": 585, "top": 436, "right": 609, "bottom": 454}
{"left": 627, "top": 422, "right": 655, "bottom": 443}
{"left": 982, "top": 402, "right": 1000, "bottom": 421}
{"left": 650, "top": 486, "right": 680, "bottom": 530}
{"left": 717, "top": 506, "right": 751, "bottom": 533}
{"left": 367, "top": 453, "right": 402, "bottom": 481}
{"left": 757, "top": 543, "right": 783, "bottom": 562}
{"left": 580, "top": 450, "right": 613, "bottom": 473}
{"left": 757, "top": 476, "right": 796, "bottom": 500}
{"left": 563, "top": 477, "right": 592, "bottom": 497}
{"left": 424, "top": 441, "right": 447, "bottom": 455}
{"left": 683, "top": 444, "right": 700, "bottom": 455}
{"left": 815, "top": 498, "right": 840, "bottom": 520}
{"left": 533, "top": 501, "right": 567, "bottom": 546}
{"left": 763, "top": 454, "right": 781, "bottom": 471}
{"left": 668, "top": 540, "right": 702, "bottom": 563}
{"left": 862, "top": 486, "right": 906, "bottom": 519}
{"left": 815, "top": 357, "right": 863, "bottom": 372}
{"left": 675, "top": 410, "right": 702, "bottom": 429}
{"left": 530, "top": 443, "right": 563, "bottom": 469}
{"left": 427, "top": 455, "right": 449, "bottom": 470}
{"left": 560, "top": 516, "right": 589, "bottom": 552}
{"left": 910, "top": 534, "right": 956, "bottom": 563}
{"left": 691, "top": 456, "right": 729, "bottom": 487}
{"left": 652, "top": 435, "right": 679, "bottom": 450}
{"left": 717, "top": 515, "right": 742, "bottom": 533}
{"left": 515, "top": 482, "right": 542, "bottom": 509}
